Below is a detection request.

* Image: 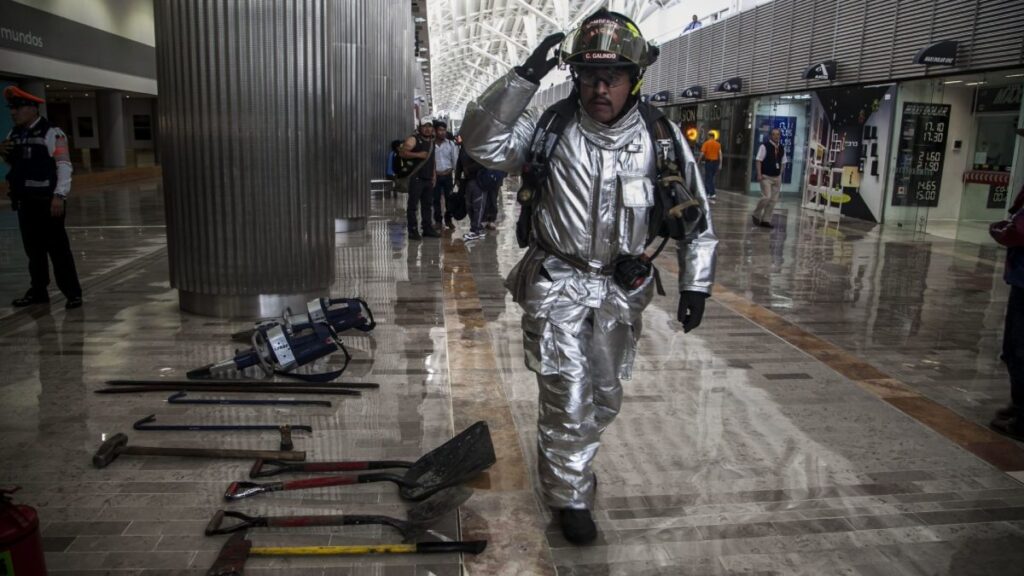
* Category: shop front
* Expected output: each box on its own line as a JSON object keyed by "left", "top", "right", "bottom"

{"left": 662, "top": 97, "right": 753, "bottom": 192}
{"left": 802, "top": 84, "right": 898, "bottom": 223}
{"left": 746, "top": 94, "right": 812, "bottom": 200}
{"left": 883, "top": 70, "right": 1024, "bottom": 242}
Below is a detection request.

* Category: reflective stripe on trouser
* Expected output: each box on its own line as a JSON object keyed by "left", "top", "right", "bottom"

{"left": 533, "top": 312, "right": 631, "bottom": 509}
{"left": 753, "top": 175, "right": 781, "bottom": 221}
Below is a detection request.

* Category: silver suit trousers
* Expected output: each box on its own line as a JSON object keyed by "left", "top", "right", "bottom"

{"left": 534, "top": 311, "right": 631, "bottom": 509}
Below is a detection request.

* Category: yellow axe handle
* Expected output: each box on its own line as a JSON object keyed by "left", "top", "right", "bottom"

{"left": 251, "top": 544, "right": 417, "bottom": 556}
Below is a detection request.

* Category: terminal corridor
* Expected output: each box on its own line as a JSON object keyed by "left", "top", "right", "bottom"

{"left": 2, "top": 180, "right": 1023, "bottom": 574}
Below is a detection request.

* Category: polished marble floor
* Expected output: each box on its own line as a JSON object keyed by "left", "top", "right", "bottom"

{"left": 1, "top": 177, "right": 1023, "bottom": 575}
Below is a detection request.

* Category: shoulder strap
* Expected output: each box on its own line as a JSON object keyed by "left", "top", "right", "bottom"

{"left": 638, "top": 102, "right": 696, "bottom": 263}
{"left": 528, "top": 95, "right": 578, "bottom": 165}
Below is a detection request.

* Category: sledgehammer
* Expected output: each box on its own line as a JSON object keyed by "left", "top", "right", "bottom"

{"left": 93, "top": 433, "right": 305, "bottom": 469}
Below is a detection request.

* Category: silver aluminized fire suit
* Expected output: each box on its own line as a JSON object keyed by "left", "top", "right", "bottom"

{"left": 461, "top": 70, "right": 717, "bottom": 509}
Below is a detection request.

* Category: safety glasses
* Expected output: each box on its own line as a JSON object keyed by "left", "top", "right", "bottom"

{"left": 575, "top": 68, "right": 631, "bottom": 88}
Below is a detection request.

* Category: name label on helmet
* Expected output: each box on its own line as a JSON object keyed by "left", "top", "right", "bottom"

{"left": 584, "top": 52, "right": 618, "bottom": 61}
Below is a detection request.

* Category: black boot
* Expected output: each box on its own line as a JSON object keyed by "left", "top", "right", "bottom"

{"left": 65, "top": 296, "right": 83, "bottom": 310}
{"left": 408, "top": 229, "right": 422, "bottom": 241}
{"left": 559, "top": 508, "right": 597, "bottom": 545}
{"left": 995, "top": 403, "right": 1018, "bottom": 421}
{"left": 444, "top": 214, "right": 455, "bottom": 229}
{"left": 991, "top": 415, "right": 1024, "bottom": 441}
{"left": 12, "top": 292, "right": 49, "bottom": 307}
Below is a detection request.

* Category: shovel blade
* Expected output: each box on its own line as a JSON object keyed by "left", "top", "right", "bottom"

{"left": 399, "top": 421, "right": 496, "bottom": 500}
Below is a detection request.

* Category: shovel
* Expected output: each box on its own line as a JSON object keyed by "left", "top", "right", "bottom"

{"left": 205, "top": 486, "right": 471, "bottom": 540}
{"left": 225, "top": 421, "right": 494, "bottom": 501}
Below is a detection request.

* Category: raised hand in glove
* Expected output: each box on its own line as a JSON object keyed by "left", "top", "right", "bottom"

{"left": 515, "top": 32, "right": 566, "bottom": 84}
{"left": 677, "top": 290, "right": 708, "bottom": 333}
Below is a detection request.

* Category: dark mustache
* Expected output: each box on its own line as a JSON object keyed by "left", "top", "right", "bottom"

{"left": 588, "top": 97, "right": 612, "bottom": 106}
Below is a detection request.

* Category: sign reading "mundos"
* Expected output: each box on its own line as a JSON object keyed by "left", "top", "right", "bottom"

{"left": 0, "top": 26, "right": 44, "bottom": 48}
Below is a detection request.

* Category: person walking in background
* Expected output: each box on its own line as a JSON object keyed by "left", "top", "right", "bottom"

{"left": 988, "top": 127, "right": 1024, "bottom": 441}
{"left": 699, "top": 132, "right": 721, "bottom": 201}
{"left": 456, "top": 146, "right": 487, "bottom": 242}
{"left": 1, "top": 86, "right": 82, "bottom": 309}
{"left": 752, "top": 128, "right": 784, "bottom": 229}
{"left": 431, "top": 120, "right": 459, "bottom": 229}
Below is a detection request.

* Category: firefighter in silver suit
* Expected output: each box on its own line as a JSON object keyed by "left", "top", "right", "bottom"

{"left": 460, "top": 10, "right": 717, "bottom": 544}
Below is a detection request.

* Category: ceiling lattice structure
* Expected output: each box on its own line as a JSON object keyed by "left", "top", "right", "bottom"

{"left": 427, "top": 0, "right": 681, "bottom": 118}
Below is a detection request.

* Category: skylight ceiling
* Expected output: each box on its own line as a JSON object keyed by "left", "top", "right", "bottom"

{"left": 427, "top": 0, "right": 682, "bottom": 118}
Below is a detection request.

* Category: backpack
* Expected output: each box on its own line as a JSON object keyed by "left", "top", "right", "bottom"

{"left": 516, "top": 95, "right": 707, "bottom": 260}
{"left": 393, "top": 135, "right": 427, "bottom": 181}
{"left": 448, "top": 188, "right": 468, "bottom": 220}
{"left": 387, "top": 140, "right": 403, "bottom": 178}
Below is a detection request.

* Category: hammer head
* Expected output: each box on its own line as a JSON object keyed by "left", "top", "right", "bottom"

{"left": 92, "top": 433, "right": 129, "bottom": 468}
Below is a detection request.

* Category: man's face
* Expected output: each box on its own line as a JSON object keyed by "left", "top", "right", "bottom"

{"left": 770, "top": 129, "right": 781, "bottom": 144}
{"left": 419, "top": 124, "right": 434, "bottom": 138}
{"left": 435, "top": 126, "right": 447, "bottom": 140}
{"left": 576, "top": 66, "right": 633, "bottom": 124}
{"left": 9, "top": 104, "right": 38, "bottom": 127}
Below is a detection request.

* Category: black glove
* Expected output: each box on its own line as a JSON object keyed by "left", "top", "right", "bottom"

{"left": 677, "top": 290, "right": 708, "bottom": 333}
{"left": 515, "top": 33, "right": 565, "bottom": 84}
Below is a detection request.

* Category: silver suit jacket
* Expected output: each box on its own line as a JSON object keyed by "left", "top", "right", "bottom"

{"left": 461, "top": 70, "right": 717, "bottom": 337}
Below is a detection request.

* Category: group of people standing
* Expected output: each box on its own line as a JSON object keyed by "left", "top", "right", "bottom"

{"left": 393, "top": 118, "right": 502, "bottom": 242}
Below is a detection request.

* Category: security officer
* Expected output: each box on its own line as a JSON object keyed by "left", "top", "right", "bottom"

{"left": 461, "top": 10, "right": 716, "bottom": 544}
{"left": 1, "top": 86, "right": 82, "bottom": 309}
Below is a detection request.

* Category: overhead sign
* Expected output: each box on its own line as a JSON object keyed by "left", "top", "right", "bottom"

{"left": 891, "top": 102, "right": 951, "bottom": 207}
{"left": 975, "top": 84, "right": 1023, "bottom": 113}
{"left": 0, "top": 0, "right": 155, "bottom": 80}
{"left": 803, "top": 60, "right": 836, "bottom": 81}
{"left": 913, "top": 40, "right": 958, "bottom": 66}
{"left": 716, "top": 77, "right": 742, "bottom": 93}
{"left": 649, "top": 90, "right": 671, "bottom": 103}
{"left": 680, "top": 85, "right": 704, "bottom": 99}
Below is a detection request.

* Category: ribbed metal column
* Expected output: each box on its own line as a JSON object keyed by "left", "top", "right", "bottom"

{"left": 155, "top": 0, "right": 335, "bottom": 317}
{"left": 329, "top": 0, "right": 370, "bottom": 231}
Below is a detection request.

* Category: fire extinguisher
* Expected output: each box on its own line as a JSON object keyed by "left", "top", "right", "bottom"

{"left": 0, "top": 488, "right": 47, "bottom": 576}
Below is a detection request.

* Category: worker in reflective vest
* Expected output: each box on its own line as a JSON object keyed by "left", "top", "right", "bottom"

{"left": 1, "top": 85, "right": 82, "bottom": 309}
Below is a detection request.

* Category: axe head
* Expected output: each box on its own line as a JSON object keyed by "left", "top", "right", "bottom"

{"left": 93, "top": 433, "right": 129, "bottom": 468}
{"left": 207, "top": 531, "right": 251, "bottom": 576}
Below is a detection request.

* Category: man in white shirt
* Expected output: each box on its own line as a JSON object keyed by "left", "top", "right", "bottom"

{"left": 752, "top": 128, "right": 785, "bottom": 229}
{"left": 431, "top": 120, "right": 459, "bottom": 229}
{"left": 1, "top": 86, "right": 82, "bottom": 308}
{"left": 683, "top": 15, "right": 702, "bottom": 33}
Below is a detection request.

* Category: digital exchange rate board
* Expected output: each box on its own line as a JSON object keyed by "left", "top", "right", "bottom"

{"left": 891, "top": 102, "right": 951, "bottom": 207}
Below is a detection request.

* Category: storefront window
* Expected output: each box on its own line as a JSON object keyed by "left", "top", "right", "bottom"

{"left": 804, "top": 85, "right": 897, "bottom": 223}
{"left": 747, "top": 95, "right": 811, "bottom": 198}
{"left": 884, "top": 74, "right": 1023, "bottom": 243}
{"left": 959, "top": 82, "right": 1021, "bottom": 224}
{"left": 973, "top": 115, "right": 1018, "bottom": 172}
